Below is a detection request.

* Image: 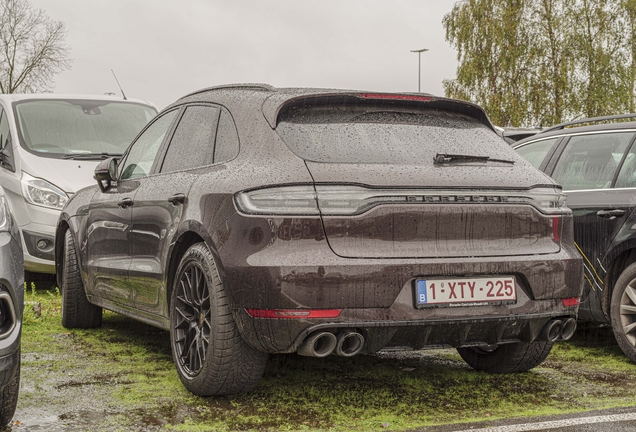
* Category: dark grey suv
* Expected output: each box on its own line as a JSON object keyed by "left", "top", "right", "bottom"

{"left": 514, "top": 114, "right": 636, "bottom": 363}
{"left": 0, "top": 190, "right": 23, "bottom": 425}
{"left": 56, "top": 85, "right": 583, "bottom": 396}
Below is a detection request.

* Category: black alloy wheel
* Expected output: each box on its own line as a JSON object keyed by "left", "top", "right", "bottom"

{"left": 169, "top": 243, "right": 268, "bottom": 396}
{"left": 172, "top": 261, "right": 212, "bottom": 376}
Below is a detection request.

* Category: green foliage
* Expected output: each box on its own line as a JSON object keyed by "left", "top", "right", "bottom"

{"left": 444, "top": 0, "right": 636, "bottom": 126}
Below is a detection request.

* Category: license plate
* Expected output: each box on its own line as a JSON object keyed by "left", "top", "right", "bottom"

{"left": 414, "top": 276, "right": 516, "bottom": 307}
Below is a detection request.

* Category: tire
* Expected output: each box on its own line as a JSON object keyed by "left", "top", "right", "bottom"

{"left": 610, "top": 262, "right": 636, "bottom": 363}
{"left": 169, "top": 243, "right": 268, "bottom": 396}
{"left": 0, "top": 356, "right": 19, "bottom": 426}
{"left": 457, "top": 340, "right": 553, "bottom": 373}
{"left": 60, "top": 230, "right": 102, "bottom": 329}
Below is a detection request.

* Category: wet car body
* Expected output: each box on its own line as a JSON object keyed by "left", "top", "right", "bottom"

{"left": 0, "top": 191, "right": 24, "bottom": 424}
{"left": 57, "top": 85, "right": 583, "bottom": 395}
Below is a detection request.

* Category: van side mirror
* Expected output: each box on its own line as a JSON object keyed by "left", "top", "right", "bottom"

{"left": 0, "top": 134, "right": 15, "bottom": 172}
{"left": 94, "top": 157, "right": 117, "bottom": 192}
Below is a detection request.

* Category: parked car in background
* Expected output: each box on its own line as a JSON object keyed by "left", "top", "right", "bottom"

{"left": 0, "top": 94, "right": 157, "bottom": 288}
{"left": 513, "top": 113, "right": 636, "bottom": 363}
{"left": 0, "top": 189, "right": 23, "bottom": 426}
{"left": 495, "top": 126, "right": 543, "bottom": 145}
{"left": 57, "top": 85, "right": 582, "bottom": 396}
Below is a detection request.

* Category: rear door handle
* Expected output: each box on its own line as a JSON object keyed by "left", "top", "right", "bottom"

{"left": 597, "top": 209, "right": 625, "bottom": 219}
{"left": 168, "top": 193, "right": 186, "bottom": 205}
{"left": 117, "top": 197, "right": 134, "bottom": 208}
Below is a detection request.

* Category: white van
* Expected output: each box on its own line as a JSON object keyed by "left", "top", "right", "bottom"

{"left": 0, "top": 94, "right": 157, "bottom": 286}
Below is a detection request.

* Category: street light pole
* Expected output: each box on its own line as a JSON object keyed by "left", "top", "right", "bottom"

{"left": 410, "top": 48, "right": 429, "bottom": 93}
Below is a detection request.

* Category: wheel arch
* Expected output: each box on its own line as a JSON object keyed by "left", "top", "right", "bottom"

{"left": 165, "top": 220, "right": 226, "bottom": 307}
{"left": 603, "top": 243, "right": 636, "bottom": 320}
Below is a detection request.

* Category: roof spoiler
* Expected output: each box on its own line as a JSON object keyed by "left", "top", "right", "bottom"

{"left": 261, "top": 92, "right": 496, "bottom": 132}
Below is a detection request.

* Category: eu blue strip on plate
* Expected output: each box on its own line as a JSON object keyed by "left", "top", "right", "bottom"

{"left": 416, "top": 280, "right": 427, "bottom": 304}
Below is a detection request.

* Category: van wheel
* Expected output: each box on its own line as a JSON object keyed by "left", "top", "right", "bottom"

{"left": 60, "top": 230, "right": 102, "bottom": 329}
{"left": 610, "top": 262, "right": 636, "bottom": 363}
{"left": 169, "top": 243, "right": 268, "bottom": 396}
{"left": 457, "top": 341, "right": 553, "bottom": 373}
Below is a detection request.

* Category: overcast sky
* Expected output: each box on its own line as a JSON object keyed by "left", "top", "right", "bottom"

{"left": 29, "top": 0, "right": 461, "bottom": 110}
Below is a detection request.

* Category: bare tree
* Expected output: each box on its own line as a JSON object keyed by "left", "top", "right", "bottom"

{"left": 0, "top": 0, "right": 71, "bottom": 93}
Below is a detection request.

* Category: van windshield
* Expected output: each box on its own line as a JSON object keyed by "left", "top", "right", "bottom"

{"left": 14, "top": 99, "right": 157, "bottom": 158}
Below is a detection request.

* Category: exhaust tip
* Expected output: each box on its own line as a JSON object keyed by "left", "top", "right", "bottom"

{"left": 541, "top": 319, "right": 563, "bottom": 342}
{"left": 297, "top": 332, "right": 337, "bottom": 357}
{"left": 335, "top": 331, "right": 365, "bottom": 357}
{"left": 561, "top": 318, "right": 577, "bottom": 341}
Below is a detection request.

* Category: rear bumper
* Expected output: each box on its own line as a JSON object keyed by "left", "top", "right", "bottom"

{"left": 226, "top": 247, "right": 583, "bottom": 353}
{"left": 218, "top": 214, "right": 583, "bottom": 353}
{"left": 232, "top": 255, "right": 581, "bottom": 352}
{"left": 235, "top": 310, "right": 577, "bottom": 353}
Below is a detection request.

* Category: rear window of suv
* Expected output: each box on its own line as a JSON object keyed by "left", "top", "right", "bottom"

{"left": 276, "top": 105, "right": 509, "bottom": 164}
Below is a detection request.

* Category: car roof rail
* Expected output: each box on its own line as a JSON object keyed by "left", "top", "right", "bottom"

{"left": 180, "top": 83, "right": 275, "bottom": 100}
{"left": 541, "top": 113, "right": 636, "bottom": 133}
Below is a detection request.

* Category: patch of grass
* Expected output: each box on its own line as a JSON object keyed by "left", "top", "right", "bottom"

{"left": 17, "top": 288, "right": 636, "bottom": 431}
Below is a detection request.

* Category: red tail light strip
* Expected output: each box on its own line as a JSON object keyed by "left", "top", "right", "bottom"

{"left": 561, "top": 297, "right": 580, "bottom": 307}
{"left": 245, "top": 308, "right": 343, "bottom": 319}
{"left": 359, "top": 93, "right": 432, "bottom": 101}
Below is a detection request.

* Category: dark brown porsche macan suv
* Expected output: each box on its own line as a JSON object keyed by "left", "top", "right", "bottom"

{"left": 55, "top": 85, "right": 583, "bottom": 396}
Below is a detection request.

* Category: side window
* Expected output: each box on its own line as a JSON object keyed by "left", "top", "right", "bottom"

{"left": 551, "top": 132, "right": 633, "bottom": 191}
{"left": 214, "top": 109, "right": 240, "bottom": 164}
{"left": 119, "top": 109, "right": 178, "bottom": 180}
{"left": 615, "top": 144, "right": 636, "bottom": 188}
{"left": 514, "top": 138, "right": 558, "bottom": 169}
{"left": 160, "top": 105, "right": 220, "bottom": 174}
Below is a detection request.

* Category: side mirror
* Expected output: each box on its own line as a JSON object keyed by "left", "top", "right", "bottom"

{"left": 94, "top": 157, "right": 117, "bottom": 192}
{"left": 0, "top": 134, "right": 14, "bottom": 172}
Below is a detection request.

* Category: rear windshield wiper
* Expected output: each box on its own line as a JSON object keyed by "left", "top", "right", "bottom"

{"left": 433, "top": 153, "right": 515, "bottom": 165}
{"left": 60, "top": 152, "right": 122, "bottom": 160}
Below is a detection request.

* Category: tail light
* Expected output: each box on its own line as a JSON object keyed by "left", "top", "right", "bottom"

{"left": 562, "top": 297, "right": 580, "bottom": 307}
{"left": 235, "top": 185, "right": 570, "bottom": 217}
{"left": 550, "top": 216, "right": 561, "bottom": 244}
{"left": 246, "top": 309, "right": 342, "bottom": 319}
{"left": 235, "top": 185, "right": 320, "bottom": 215}
{"left": 359, "top": 93, "right": 432, "bottom": 102}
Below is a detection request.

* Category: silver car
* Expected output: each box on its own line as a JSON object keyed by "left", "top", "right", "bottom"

{"left": 0, "top": 189, "right": 23, "bottom": 425}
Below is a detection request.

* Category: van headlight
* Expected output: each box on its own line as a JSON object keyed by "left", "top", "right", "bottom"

{"left": 21, "top": 172, "right": 68, "bottom": 210}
